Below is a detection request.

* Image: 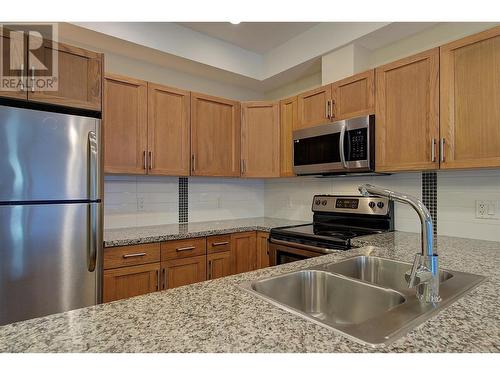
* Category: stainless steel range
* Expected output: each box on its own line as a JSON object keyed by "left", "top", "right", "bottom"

{"left": 269, "top": 195, "right": 393, "bottom": 265}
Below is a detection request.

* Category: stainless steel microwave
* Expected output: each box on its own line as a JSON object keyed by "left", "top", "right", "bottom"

{"left": 292, "top": 115, "right": 375, "bottom": 176}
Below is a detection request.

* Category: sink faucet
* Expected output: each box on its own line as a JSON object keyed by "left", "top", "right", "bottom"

{"left": 358, "top": 184, "right": 441, "bottom": 303}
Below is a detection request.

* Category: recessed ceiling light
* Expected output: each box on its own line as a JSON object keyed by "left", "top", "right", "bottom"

{"left": 230, "top": 21, "right": 240, "bottom": 25}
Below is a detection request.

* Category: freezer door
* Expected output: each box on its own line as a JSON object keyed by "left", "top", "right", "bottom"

{"left": 0, "top": 202, "right": 102, "bottom": 326}
{"left": 0, "top": 105, "right": 101, "bottom": 202}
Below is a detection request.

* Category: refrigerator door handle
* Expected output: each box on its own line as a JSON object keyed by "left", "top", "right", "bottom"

{"left": 88, "top": 203, "right": 98, "bottom": 272}
{"left": 88, "top": 131, "right": 98, "bottom": 201}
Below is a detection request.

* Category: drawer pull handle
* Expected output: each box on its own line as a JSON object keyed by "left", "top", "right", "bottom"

{"left": 212, "top": 241, "right": 229, "bottom": 246}
{"left": 122, "top": 252, "right": 147, "bottom": 258}
{"left": 156, "top": 269, "right": 160, "bottom": 291}
{"left": 176, "top": 246, "right": 196, "bottom": 252}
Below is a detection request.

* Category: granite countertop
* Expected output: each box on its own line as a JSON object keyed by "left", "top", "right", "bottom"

{"left": 104, "top": 217, "right": 309, "bottom": 247}
{"left": 1, "top": 231, "right": 499, "bottom": 353}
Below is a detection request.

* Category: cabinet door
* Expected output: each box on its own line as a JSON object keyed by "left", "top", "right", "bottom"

{"left": 103, "top": 263, "right": 160, "bottom": 303}
{"left": 231, "top": 231, "right": 257, "bottom": 274}
{"left": 27, "top": 38, "right": 103, "bottom": 111}
{"left": 440, "top": 26, "right": 500, "bottom": 169}
{"left": 256, "top": 231, "right": 270, "bottom": 269}
{"left": 0, "top": 27, "right": 28, "bottom": 100}
{"left": 163, "top": 255, "right": 207, "bottom": 289}
{"left": 241, "top": 101, "right": 280, "bottom": 177}
{"left": 296, "top": 84, "right": 332, "bottom": 129}
{"left": 279, "top": 96, "right": 297, "bottom": 177}
{"left": 103, "top": 74, "right": 148, "bottom": 174}
{"left": 191, "top": 92, "right": 241, "bottom": 176}
{"left": 332, "top": 70, "right": 374, "bottom": 121}
{"left": 147, "top": 83, "right": 190, "bottom": 176}
{"left": 207, "top": 251, "right": 232, "bottom": 280}
{"left": 375, "top": 48, "right": 440, "bottom": 172}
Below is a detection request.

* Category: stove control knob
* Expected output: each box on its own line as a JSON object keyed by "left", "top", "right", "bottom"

{"left": 377, "top": 202, "right": 385, "bottom": 209}
{"left": 368, "top": 202, "right": 376, "bottom": 209}
{"left": 315, "top": 199, "right": 321, "bottom": 206}
{"left": 321, "top": 200, "right": 328, "bottom": 206}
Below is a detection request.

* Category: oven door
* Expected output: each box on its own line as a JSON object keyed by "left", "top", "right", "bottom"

{"left": 269, "top": 240, "right": 325, "bottom": 266}
{"left": 292, "top": 115, "right": 374, "bottom": 175}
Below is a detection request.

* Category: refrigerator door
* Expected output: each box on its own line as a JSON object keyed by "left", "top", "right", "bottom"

{"left": 0, "top": 202, "right": 102, "bottom": 326}
{"left": 0, "top": 105, "right": 101, "bottom": 202}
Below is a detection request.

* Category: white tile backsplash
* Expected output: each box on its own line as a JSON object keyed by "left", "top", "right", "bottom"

{"left": 104, "top": 175, "right": 179, "bottom": 229}
{"left": 104, "top": 169, "right": 500, "bottom": 242}
{"left": 437, "top": 169, "right": 500, "bottom": 241}
{"left": 264, "top": 173, "right": 422, "bottom": 233}
{"left": 188, "top": 177, "right": 264, "bottom": 222}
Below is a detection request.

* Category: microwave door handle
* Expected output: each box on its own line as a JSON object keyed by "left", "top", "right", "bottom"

{"left": 339, "top": 121, "right": 348, "bottom": 169}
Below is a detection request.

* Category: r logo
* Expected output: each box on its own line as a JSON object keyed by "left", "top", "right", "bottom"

{"left": 1, "top": 23, "right": 58, "bottom": 91}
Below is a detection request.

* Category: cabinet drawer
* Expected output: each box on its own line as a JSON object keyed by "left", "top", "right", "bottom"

{"left": 161, "top": 237, "right": 206, "bottom": 260}
{"left": 207, "top": 235, "right": 231, "bottom": 254}
{"left": 104, "top": 243, "right": 160, "bottom": 270}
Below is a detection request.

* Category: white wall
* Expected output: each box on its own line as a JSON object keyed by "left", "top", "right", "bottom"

{"left": 188, "top": 178, "right": 264, "bottom": 222}
{"left": 264, "top": 174, "right": 421, "bottom": 233}
{"left": 264, "top": 72, "right": 322, "bottom": 100}
{"left": 58, "top": 23, "right": 262, "bottom": 101}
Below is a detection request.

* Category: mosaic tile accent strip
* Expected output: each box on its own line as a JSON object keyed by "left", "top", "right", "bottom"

{"left": 422, "top": 171, "right": 437, "bottom": 246}
{"left": 179, "top": 177, "right": 188, "bottom": 223}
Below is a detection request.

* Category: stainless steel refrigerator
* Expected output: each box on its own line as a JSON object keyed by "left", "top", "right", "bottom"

{"left": 0, "top": 105, "right": 103, "bottom": 326}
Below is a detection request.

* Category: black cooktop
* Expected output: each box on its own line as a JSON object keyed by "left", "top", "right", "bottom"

{"left": 270, "top": 223, "right": 384, "bottom": 249}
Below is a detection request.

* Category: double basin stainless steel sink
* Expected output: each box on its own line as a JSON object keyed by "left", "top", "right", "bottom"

{"left": 240, "top": 255, "right": 485, "bottom": 347}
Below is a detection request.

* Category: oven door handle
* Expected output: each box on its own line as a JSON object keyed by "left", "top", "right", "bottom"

{"left": 269, "top": 238, "right": 333, "bottom": 254}
{"left": 339, "top": 120, "right": 348, "bottom": 169}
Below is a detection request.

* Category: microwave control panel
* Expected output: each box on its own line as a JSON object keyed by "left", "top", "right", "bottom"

{"left": 348, "top": 128, "right": 368, "bottom": 161}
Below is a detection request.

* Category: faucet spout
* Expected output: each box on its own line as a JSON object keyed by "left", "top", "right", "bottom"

{"left": 358, "top": 184, "right": 441, "bottom": 303}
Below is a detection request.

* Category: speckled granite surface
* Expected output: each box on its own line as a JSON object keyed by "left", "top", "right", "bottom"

{"left": 104, "top": 217, "right": 309, "bottom": 247}
{"left": 0, "top": 231, "right": 499, "bottom": 353}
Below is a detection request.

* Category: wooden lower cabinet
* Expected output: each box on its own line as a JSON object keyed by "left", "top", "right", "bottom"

{"left": 103, "top": 231, "right": 275, "bottom": 302}
{"left": 103, "top": 263, "right": 160, "bottom": 303}
{"left": 231, "top": 231, "right": 257, "bottom": 274}
{"left": 162, "top": 255, "right": 207, "bottom": 289}
{"left": 256, "top": 232, "right": 270, "bottom": 269}
{"left": 207, "top": 251, "right": 232, "bottom": 280}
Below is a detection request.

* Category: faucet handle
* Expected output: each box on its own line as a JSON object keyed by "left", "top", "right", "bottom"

{"left": 405, "top": 253, "right": 422, "bottom": 288}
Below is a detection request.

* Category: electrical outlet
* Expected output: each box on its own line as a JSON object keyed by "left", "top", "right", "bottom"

{"left": 475, "top": 200, "right": 498, "bottom": 220}
{"left": 137, "top": 197, "right": 144, "bottom": 211}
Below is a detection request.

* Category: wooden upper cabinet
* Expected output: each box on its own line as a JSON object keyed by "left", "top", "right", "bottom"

{"left": 331, "top": 70, "right": 374, "bottom": 121}
{"left": 279, "top": 96, "right": 297, "bottom": 177}
{"left": 191, "top": 92, "right": 241, "bottom": 176}
{"left": 103, "top": 263, "right": 160, "bottom": 303}
{"left": 103, "top": 74, "right": 148, "bottom": 174}
{"left": 440, "top": 26, "right": 500, "bottom": 169}
{"left": 148, "top": 83, "right": 190, "bottom": 176}
{"left": 296, "top": 84, "right": 332, "bottom": 129}
{"left": 241, "top": 101, "right": 280, "bottom": 177}
{"left": 28, "top": 38, "right": 103, "bottom": 111}
{"left": 231, "top": 231, "right": 257, "bottom": 274}
{"left": 375, "top": 48, "right": 440, "bottom": 172}
{"left": 0, "top": 27, "right": 27, "bottom": 100}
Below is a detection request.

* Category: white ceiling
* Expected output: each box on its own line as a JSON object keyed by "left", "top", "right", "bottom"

{"left": 178, "top": 22, "right": 319, "bottom": 54}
